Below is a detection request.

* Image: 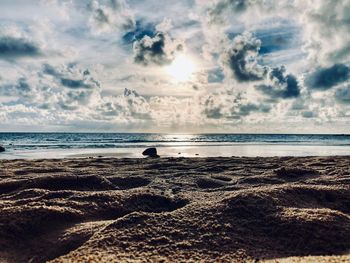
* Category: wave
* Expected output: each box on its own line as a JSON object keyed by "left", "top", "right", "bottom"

{"left": 1, "top": 133, "right": 350, "bottom": 152}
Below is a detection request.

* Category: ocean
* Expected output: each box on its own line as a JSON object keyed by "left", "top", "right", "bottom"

{"left": 0, "top": 133, "right": 349, "bottom": 159}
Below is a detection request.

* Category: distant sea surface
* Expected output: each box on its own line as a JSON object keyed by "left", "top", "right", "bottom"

{"left": 0, "top": 133, "right": 350, "bottom": 159}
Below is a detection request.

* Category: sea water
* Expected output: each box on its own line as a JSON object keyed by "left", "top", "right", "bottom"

{"left": 0, "top": 133, "right": 349, "bottom": 159}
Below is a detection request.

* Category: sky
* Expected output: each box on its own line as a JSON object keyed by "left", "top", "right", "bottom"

{"left": 0, "top": 0, "right": 349, "bottom": 133}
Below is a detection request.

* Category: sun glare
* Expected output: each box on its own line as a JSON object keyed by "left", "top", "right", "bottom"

{"left": 166, "top": 55, "right": 196, "bottom": 82}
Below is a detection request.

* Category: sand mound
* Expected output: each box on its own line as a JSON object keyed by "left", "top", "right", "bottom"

{"left": 109, "top": 176, "right": 151, "bottom": 189}
{"left": 219, "top": 186, "right": 350, "bottom": 257}
{"left": 196, "top": 177, "right": 227, "bottom": 188}
{"left": 274, "top": 167, "right": 319, "bottom": 178}
{"left": 0, "top": 156, "right": 349, "bottom": 262}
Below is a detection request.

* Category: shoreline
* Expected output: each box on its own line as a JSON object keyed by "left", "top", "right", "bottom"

{"left": 1, "top": 156, "right": 349, "bottom": 262}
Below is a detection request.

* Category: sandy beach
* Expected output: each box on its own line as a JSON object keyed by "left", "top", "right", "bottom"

{"left": 0, "top": 156, "right": 349, "bottom": 262}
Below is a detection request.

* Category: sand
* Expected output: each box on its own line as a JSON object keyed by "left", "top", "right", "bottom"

{"left": 0, "top": 156, "right": 349, "bottom": 262}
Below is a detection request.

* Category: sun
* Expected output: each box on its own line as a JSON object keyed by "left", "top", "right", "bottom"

{"left": 166, "top": 55, "right": 196, "bottom": 82}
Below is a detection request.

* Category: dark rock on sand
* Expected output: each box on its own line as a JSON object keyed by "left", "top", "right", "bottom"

{"left": 0, "top": 145, "right": 5, "bottom": 152}
{"left": 142, "top": 147, "right": 159, "bottom": 158}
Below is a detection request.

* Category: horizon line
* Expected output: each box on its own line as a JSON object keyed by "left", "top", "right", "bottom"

{"left": 0, "top": 132, "right": 349, "bottom": 136}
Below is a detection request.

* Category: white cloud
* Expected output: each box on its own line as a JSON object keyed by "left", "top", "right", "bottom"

{"left": 133, "top": 32, "right": 184, "bottom": 66}
{"left": 220, "top": 32, "right": 267, "bottom": 82}
{"left": 88, "top": 0, "right": 135, "bottom": 34}
{"left": 296, "top": 0, "right": 350, "bottom": 66}
{"left": 0, "top": 0, "right": 349, "bottom": 132}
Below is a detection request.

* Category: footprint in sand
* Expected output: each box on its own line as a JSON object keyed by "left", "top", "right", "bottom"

{"left": 196, "top": 177, "right": 227, "bottom": 189}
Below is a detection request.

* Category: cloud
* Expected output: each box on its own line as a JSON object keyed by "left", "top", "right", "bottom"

{"left": 0, "top": 62, "right": 105, "bottom": 113}
{"left": 204, "top": 0, "right": 284, "bottom": 26}
{"left": 305, "top": 64, "right": 350, "bottom": 90}
{"left": 335, "top": 86, "right": 350, "bottom": 104}
{"left": 0, "top": 36, "right": 41, "bottom": 59}
{"left": 42, "top": 63, "right": 100, "bottom": 90}
{"left": 133, "top": 32, "right": 184, "bottom": 66}
{"left": 122, "top": 20, "right": 156, "bottom": 44}
{"left": 207, "top": 0, "right": 251, "bottom": 24}
{"left": 298, "top": 0, "right": 350, "bottom": 65}
{"left": 42, "top": 63, "right": 59, "bottom": 76}
{"left": 256, "top": 66, "right": 300, "bottom": 99}
{"left": 207, "top": 68, "right": 225, "bottom": 83}
{"left": 0, "top": 0, "right": 349, "bottom": 133}
{"left": 96, "top": 88, "right": 151, "bottom": 120}
{"left": 122, "top": 88, "right": 151, "bottom": 119}
{"left": 219, "top": 32, "right": 300, "bottom": 100}
{"left": 302, "top": 110, "right": 317, "bottom": 118}
{"left": 204, "top": 0, "right": 349, "bottom": 67}
{"left": 0, "top": 24, "right": 43, "bottom": 59}
{"left": 202, "top": 94, "right": 224, "bottom": 119}
{"left": 58, "top": 90, "right": 97, "bottom": 110}
{"left": 60, "top": 78, "right": 95, "bottom": 89}
{"left": 0, "top": 63, "right": 152, "bottom": 124}
{"left": 199, "top": 88, "right": 272, "bottom": 121}
{"left": 155, "top": 18, "right": 173, "bottom": 32}
{"left": 88, "top": 0, "right": 135, "bottom": 34}
{"left": 15, "top": 77, "right": 31, "bottom": 93}
{"left": 236, "top": 102, "right": 270, "bottom": 116}
{"left": 220, "top": 32, "right": 267, "bottom": 82}
{"left": 0, "top": 77, "right": 32, "bottom": 97}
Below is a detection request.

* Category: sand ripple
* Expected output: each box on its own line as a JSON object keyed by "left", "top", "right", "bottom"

{"left": 0, "top": 156, "right": 349, "bottom": 262}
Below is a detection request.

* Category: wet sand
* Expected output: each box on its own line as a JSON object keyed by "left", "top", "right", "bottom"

{"left": 0, "top": 156, "right": 349, "bottom": 262}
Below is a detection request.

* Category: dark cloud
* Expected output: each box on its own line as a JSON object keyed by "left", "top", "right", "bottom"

{"left": 302, "top": 111, "right": 317, "bottom": 118}
{"left": 67, "top": 90, "right": 92, "bottom": 103}
{"left": 335, "top": 86, "right": 350, "bottom": 104}
{"left": 220, "top": 32, "right": 301, "bottom": 98}
{"left": 42, "top": 63, "right": 100, "bottom": 90}
{"left": 122, "top": 20, "right": 156, "bottom": 44}
{"left": 0, "top": 36, "right": 40, "bottom": 59}
{"left": 88, "top": 0, "right": 135, "bottom": 33}
{"left": 203, "top": 95, "right": 223, "bottom": 119}
{"left": 0, "top": 77, "right": 32, "bottom": 97}
{"left": 42, "top": 64, "right": 60, "bottom": 77}
{"left": 202, "top": 91, "right": 272, "bottom": 120}
{"left": 15, "top": 77, "right": 31, "bottom": 92}
{"left": 220, "top": 33, "right": 300, "bottom": 100}
{"left": 58, "top": 103, "right": 78, "bottom": 111}
{"left": 97, "top": 88, "right": 151, "bottom": 119}
{"left": 204, "top": 107, "right": 223, "bottom": 119}
{"left": 94, "top": 8, "right": 109, "bottom": 24}
{"left": 207, "top": 68, "right": 225, "bottom": 83}
{"left": 236, "top": 103, "right": 270, "bottom": 116}
{"left": 256, "top": 66, "right": 300, "bottom": 99}
{"left": 220, "top": 33, "right": 267, "bottom": 82}
{"left": 109, "top": 0, "right": 123, "bottom": 10}
{"left": 61, "top": 89, "right": 98, "bottom": 111}
{"left": 97, "top": 101, "right": 123, "bottom": 116}
{"left": 57, "top": 88, "right": 97, "bottom": 111}
{"left": 208, "top": 0, "right": 250, "bottom": 24}
{"left": 124, "top": 88, "right": 139, "bottom": 97}
{"left": 305, "top": 64, "right": 350, "bottom": 90}
{"left": 0, "top": 73, "right": 97, "bottom": 112}
{"left": 133, "top": 32, "right": 183, "bottom": 66}
{"left": 60, "top": 78, "right": 94, "bottom": 89}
